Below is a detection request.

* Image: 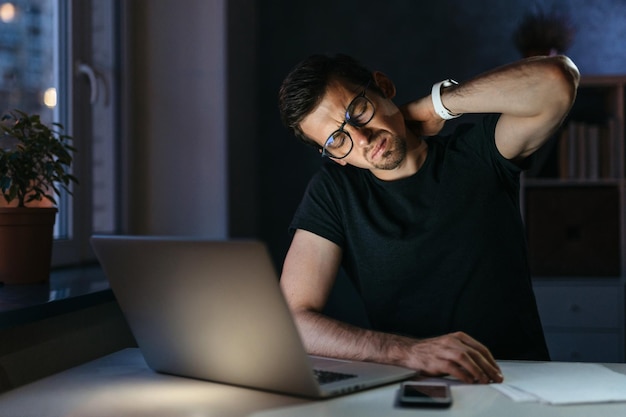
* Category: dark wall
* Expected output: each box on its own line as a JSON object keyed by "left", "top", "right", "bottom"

{"left": 256, "top": 0, "right": 626, "bottom": 272}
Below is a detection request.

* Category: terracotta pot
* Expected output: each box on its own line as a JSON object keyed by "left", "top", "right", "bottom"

{"left": 0, "top": 207, "right": 57, "bottom": 284}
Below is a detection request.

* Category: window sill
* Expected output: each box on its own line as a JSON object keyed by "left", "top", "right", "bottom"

{"left": 0, "top": 264, "right": 113, "bottom": 330}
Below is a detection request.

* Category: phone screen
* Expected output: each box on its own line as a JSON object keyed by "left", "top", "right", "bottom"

{"left": 404, "top": 383, "right": 447, "bottom": 398}
{"left": 398, "top": 382, "right": 452, "bottom": 408}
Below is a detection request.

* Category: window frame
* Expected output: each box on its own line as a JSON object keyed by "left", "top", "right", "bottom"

{"left": 52, "top": 0, "right": 120, "bottom": 266}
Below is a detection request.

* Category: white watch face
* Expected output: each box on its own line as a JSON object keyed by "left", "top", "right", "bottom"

{"left": 442, "top": 79, "right": 458, "bottom": 88}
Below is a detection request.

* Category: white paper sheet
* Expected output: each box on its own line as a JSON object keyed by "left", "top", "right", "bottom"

{"left": 492, "top": 362, "right": 626, "bottom": 405}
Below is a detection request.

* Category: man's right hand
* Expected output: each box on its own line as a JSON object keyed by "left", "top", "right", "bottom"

{"left": 394, "top": 331, "right": 504, "bottom": 384}
{"left": 400, "top": 95, "right": 447, "bottom": 137}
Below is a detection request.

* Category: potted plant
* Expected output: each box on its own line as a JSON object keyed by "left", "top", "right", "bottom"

{"left": 0, "top": 110, "right": 77, "bottom": 284}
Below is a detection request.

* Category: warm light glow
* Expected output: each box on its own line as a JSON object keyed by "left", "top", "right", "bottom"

{"left": 67, "top": 379, "right": 256, "bottom": 416}
{"left": 43, "top": 87, "right": 57, "bottom": 108}
{"left": 0, "top": 2, "right": 16, "bottom": 23}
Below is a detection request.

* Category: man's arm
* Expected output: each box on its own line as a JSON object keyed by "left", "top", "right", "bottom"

{"left": 403, "top": 55, "right": 580, "bottom": 162}
{"left": 280, "top": 229, "right": 503, "bottom": 384}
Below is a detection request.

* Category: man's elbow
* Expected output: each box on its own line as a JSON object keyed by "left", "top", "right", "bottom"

{"left": 548, "top": 55, "right": 580, "bottom": 111}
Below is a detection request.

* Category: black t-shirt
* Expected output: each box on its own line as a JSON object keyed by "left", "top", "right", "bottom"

{"left": 290, "top": 114, "right": 549, "bottom": 360}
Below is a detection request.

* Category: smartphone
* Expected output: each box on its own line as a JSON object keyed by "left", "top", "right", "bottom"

{"left": 397, "top": 381, "right": 453, "bottom": 408}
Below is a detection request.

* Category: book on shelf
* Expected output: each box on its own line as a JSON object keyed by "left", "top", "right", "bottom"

{"left": 557, "top": 119, "right": 619, "bottom": 180}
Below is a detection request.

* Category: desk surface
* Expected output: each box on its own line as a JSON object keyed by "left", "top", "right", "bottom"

{"left": 1, "top": 348, "right": 626, "bottom": 417}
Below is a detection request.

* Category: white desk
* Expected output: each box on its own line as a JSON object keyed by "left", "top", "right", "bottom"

{"left": 1, "top": 348, "right": 625, "bottom": 417}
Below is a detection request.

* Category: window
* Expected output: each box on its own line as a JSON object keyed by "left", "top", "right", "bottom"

{"left": 0, "top": 0, "right": 120, "bottom": 266}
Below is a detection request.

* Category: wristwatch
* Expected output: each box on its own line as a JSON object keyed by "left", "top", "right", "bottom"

{"left": 431, "top": 79, "right": 462, "bottom": 120}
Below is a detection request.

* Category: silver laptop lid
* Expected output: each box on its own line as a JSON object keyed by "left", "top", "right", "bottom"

{"left": 91, "top": 236, "right": 322, "bottom": 397}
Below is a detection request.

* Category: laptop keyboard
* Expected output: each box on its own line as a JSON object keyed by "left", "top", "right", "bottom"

{"left": 313, "top": 369, "right": 357, "bottom": 385}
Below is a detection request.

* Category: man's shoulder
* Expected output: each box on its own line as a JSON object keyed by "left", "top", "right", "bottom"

{"left": 316, "top": 160, "right": 367, "bottom": 182}
{"left": 303, "top": 161, "right": 371, "bottom": 202}
{"left": 424, "top": 115, "right": 500, "bottom": 158}
{"left": 432, "top": 114, "right": 499, "bottom": 142}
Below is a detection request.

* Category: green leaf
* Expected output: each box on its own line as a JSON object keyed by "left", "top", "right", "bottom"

{"left": 0, "top": 109, "right": 77, "bottom": 205}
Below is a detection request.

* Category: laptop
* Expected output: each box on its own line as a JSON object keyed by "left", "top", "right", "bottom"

{"left": 91, "top": 235, "right": 415, "bottom": 398}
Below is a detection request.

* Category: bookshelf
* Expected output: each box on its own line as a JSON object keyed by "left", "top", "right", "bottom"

{"left": 523, "top": 75, "right": 626, "bottom": 277}
{"left": 522, "top": 75, "right": 626, "bottom": 362}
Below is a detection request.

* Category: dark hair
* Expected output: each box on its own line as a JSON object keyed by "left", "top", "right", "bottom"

{"left": 278, "top": 54, "right": 375, "bottom": 148}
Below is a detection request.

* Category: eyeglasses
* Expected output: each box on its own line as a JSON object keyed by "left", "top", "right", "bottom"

{"left": 321, "top": 82, "right": 375, "bottom": 159}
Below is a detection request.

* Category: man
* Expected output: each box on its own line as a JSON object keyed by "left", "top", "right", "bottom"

{"left": 278, "top": 54, "right": 579, "bottom": 384}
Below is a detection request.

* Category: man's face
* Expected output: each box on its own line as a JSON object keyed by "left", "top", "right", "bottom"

{"left": 299, "top": 78, "right": 411, "bottom": 176}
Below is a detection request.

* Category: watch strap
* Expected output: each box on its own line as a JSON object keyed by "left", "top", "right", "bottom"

{"left": 431, "top": 79, "right": 462, "bottom": 120}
